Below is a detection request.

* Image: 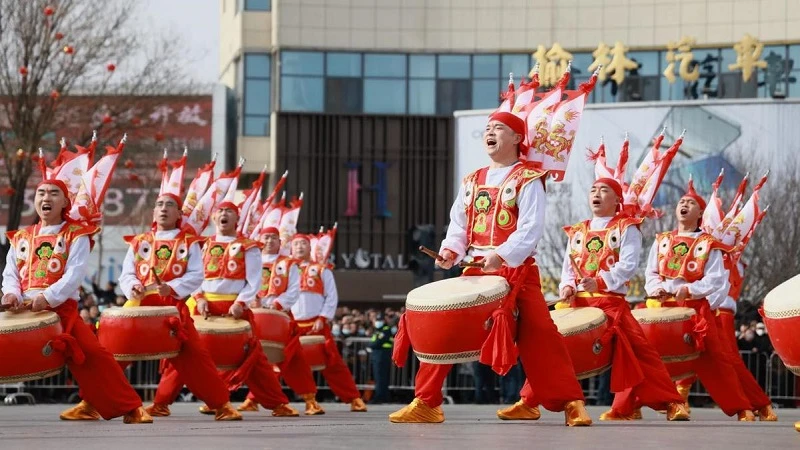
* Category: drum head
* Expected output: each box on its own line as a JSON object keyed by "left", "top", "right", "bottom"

{"left": 406, "top": 275, "right": 509, "bottom": 311}
{"left": 0, "top": 311, "right": 60, "bottom": 332}
{"left": 192, "top": 316, "right": 251, "bottom": 333}
{"left": 101, "top": 305, "right": 179, "bottom": 318}
{"left": 763, "top": 273, "right": 800, "bottom": 316}
{"left": 631, "top": 307, "right": 695, "bottom": 323}
{"left": 550, "top": 307, "right": 606, "bottom": 336}
{"left": 300, "top": 335, "right": 326, "bottom": 345}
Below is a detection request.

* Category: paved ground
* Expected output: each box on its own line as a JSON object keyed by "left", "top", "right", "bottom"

{"left": 0, "top": 403, "right": 798, "bottom": 449}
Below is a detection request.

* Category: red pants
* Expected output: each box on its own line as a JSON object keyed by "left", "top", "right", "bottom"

{"left": 715, "top": 311, "right": 770, "bottom": 409}
{"left": 247, "top": 328, "right": 318, "bottom": 401}
{"left": 53, "top": 300, "right": 142, "bottom": 419}
{"left": 295, "top": 318, "right": 361, "bottom": 402}
{"left": 416, "top": 263, "right": 585, "bottom": 411}
{"left": 616, "top": 299, "right": 752, "bottom": 416}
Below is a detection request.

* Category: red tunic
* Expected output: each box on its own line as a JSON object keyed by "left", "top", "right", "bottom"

{"left": 123, "top": 230, "right": 204, "bottom": 285}
{"left": 258, "top": 256, "right": 298, "bottom": 298}
{"left": 653, "top": 231, "right": 731, "bottom": 283}
{"left": 564, "top": 215, "right": 643, "bottom": 281}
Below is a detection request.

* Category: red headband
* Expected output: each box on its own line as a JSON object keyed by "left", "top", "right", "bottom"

{"left": 215, "top": 201, "right": 239, "bottom": 214}
{"left": 262, "top": 226, "right": 279, "bottom": 236}
{"left": 37, "top": 180, "right": 71, "bottom": 220}
{"left": 158, "top": 193, "right": 183, "bottom": 209}
{"left": 291, "top": 234, "right": 310, "bottom": 242}
{"left": 594, "top": 178, "right": 623, "bottom": 199}
{"left": 682, "top": 193, "right": 707, "bottom": 210}
{"left": 488, "top": 112, "right": 527, "bottom": 155}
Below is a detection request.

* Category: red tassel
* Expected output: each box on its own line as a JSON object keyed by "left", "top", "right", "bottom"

{"left": 165, "top": 316, "right": 188, "bottom": 342}
{"left": 689, "top": 313, "right": 708, "bottom": 353}
{"left": 51, "top": 334, "right": 86, "bottom": 365}
{"left": 478, "top": 308, "right": 519, "bottom": 376}
{"left": 222, "top": 337, "right": 262, "bottom": 391}
{"left": 392, "top": 313, "right": 411, "bottom": 368}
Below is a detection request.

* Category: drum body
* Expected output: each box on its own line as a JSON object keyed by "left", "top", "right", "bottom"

{"left": 193, "top": 316, "right": 253, "bottom": 370}
{"left": 631, "top": 307, "right": 699, "bottom": 380}
{"left": 404, "top": 276, "right": 511, "bottom": 364}
{"left": 762, "top": 274, "right": 800, "bottom": 375}
{"left": 98, "top": 306, "right": 182, "bottom": 361}
{"left": 0, "top": 311, "right": 66, "bottom": 383}
{"left": 251, "top": 308, "right": 291, "bottom": 364}
{"left": 300, "top": 335, "right": 327, "bottom": 371}
{"left": 551, "top": 307, "right": 612, "bottom": 379}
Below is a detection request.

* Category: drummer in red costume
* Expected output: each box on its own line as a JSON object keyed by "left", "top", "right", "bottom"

{"left": 617, "top": 183, "right": 756, "bottom": 421}
{"left": 288, "top": 233, "right": 368, "bottom": 412}
{"left": 118, "top": 193, "right": 242, "bottom": 421}
{"left": 151, "top": 203, "right": 300, "bottom": 417}
{"left": 236, "top": 226, "right": 325, "bottom": 415}
{"left": 389, "top": 112, "right": 591, "bottom": 425}
{"left": 3, "top": 180, "right": 151, "bottom": 424}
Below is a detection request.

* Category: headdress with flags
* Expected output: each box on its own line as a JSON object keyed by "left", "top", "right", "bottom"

{"left": 47, "top": 131, "right": 97, "bottom": 197}
{"left": 236, "top": 166, "right": 271, "bottom": 235}
{"left": 159, "top": 147, "right": 188, "bottom": 204}
{"left": 311, "top": 223, "right": 337, "bottom": 267}
{"left": 181, "top": 158, "right": 243, "bottom": 235}
{"left": 249, "top": 170, "right": 289, "bottom": 238}
{"left": 182, "top": 154, "right": 217, "bottom": 216}
{"left": 278, "top": 193, "right": 304, "bottom": 255}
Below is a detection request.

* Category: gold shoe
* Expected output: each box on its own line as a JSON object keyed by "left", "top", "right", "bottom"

{"left": 598, "top": 408, "right": 639, "bottom": 421}
{"left": 676, "top": 384, "right": 692, "bottom": 414}
{"left": 564, "top": 400, "right": 592, "bottom": 426}
{"left": 737, "top": 410, "right": 756, "bottom": 422}
{"left": 350, "top": 398, "right": 368, "bottom": 412}
{"left": 123, "top": 406, "right": 154, "bottom": 424}
{"left": 757, "top": 404, "right": 778, "bottom": 421}
{"left": 237, "top": 398, "right": 260, "bottom": 412}
{"left": 302, "top": 394, "right": 325, "bottom": 415}
{"left": 214, "top": 402, "right": 243, "bottom": 421}
{"left": 632, "top": 408, "right": 643, "bottom": 420}
{"left": 795, "top": 421, "right": 800, "bottom": 432}
{"left": 496, "top": 400, "right": 541, "bottom": 420}
{"left": 59, "top": 400, "right": 101, "bottom": 421}
{"left": 272, "top": 404, "right": 300, "bottom": 417}
{"left": 666, "top": 402, "right": 690, "bottom": 421}
{"left": 198, "top": 404, "right": 216, "bottom": 415}
{"left": 388, "top": 398, "right": 445, "bottom": 423}
{"left": 144, "top": 403, "right": 171, "bottom": 417}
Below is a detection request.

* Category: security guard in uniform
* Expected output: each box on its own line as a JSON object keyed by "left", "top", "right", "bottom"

{"left": 369, "top": 313, "right": 394, "bottom": 404}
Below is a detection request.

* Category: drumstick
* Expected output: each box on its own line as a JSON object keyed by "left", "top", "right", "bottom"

{"left": 418, "top": 246, "right": 443, "bottom": 261}
{"left": 569, "top": 254, "right": 585, "bottom": 280}
{"left": 151, "top": 268, "right": 162, "bottom": 285}
{"left": 459, "top": 261, "right": 485, "bottom": 268}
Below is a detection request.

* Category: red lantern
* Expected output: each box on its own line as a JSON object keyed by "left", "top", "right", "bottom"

{"left": 2, "top": 187, "right": 15, "bottom": 197}
{"left": 19, "top": 67, "right": 28, "bottom": 76}
{"left": 154, "top": 132, "right": 164, "bottom": 142}
{"left": 106, "top": 63, "right": 116, "bottom": 72}
{"left": 127, "top": 174, "right": 141, "bottom": 182}
{"left": 102, "top": 114, "right": 112, "bottom": 124}
{"left": 131, "top": 117, "right": 141, "bottom": 126}
{"left": 124, "top": 159, "right": 135, "bottom": 169}
{"left": 55, "top": 32, "right": 64, "bottom": 40}
{"left": 63, "top": 46, "right": 74, "bottom": 55}
{"left": 44, "top": 6, "right": 54, "bottom": 16}
{"left": 31, "top": 153, "right": 40, "bottom": 162}
{"left": 50, "top": 90, "right": 60, "bottom": 99}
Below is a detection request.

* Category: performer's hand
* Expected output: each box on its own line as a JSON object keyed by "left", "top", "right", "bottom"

{"left": 229, "top": 302, "right": 245, "bottom": 320}
{"left": 481, "top": 252, "right": 503, "bottom": 272}
{"left": 436, "top": 249, "right": 456, "bottom": 270}
{"left": 653, "top": 288, "right": 668, "bottom": 299}
{"left": 156, "top": 283, "right": 174, "bottom": 298}
{"left": 195, "top": 298, "right": 209, "bottom": 316}
{"left": 675, "top": 286, "right": 690, "bottom": 302}
{"left": 312, "top": 317, "right": 326, "bottom": 333}
{"left": 1, "top": 293, "right": 20, "bottom": 307}
{"left": 249, "top": 300, "right": 260, "bottom": 309}
{"left": 559, "top": 286, "right": 576, "bottom": 303}
{"left": 271, "top": 301, "right": 284, "bottom": 311}
{"left": 131, "top": 284, "right": 145, "bottom": 300}
{"left": 31, "top": 294, "right": 49, "bottom": 312}
{"left": 580, "top": 277, "right": 598, "bottom": 293}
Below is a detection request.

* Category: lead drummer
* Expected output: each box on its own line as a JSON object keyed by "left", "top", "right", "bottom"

{"left": 501, "top": 178, "right": 689, "bottom": 421}
{"left": 152, "top": 202, "right": 299, "bottom": 417}
{"left": 389, "top": 112, "right": 591, "bottom": 425}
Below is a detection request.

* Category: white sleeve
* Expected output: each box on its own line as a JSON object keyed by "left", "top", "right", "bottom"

{"left": 42, "top": 236, "right": 90, "bottom": 307}
{"left": 236, "top": 247, "right": 262, "bottom": 305}
{"left": 275, "top": 264, "right": 300, "bottom": 310}
{"left": 319, "top": 268, "right": 338, "bottom": 320}
{"left": 598, "top": 226, "right": 642, "bottom": 293}
{"left": 557, "top": 239, "right": 576, "bottom": 293}
{"left": 706, "top": 266, "right": 732, "bottom": 309}
{"left": 439, "top": 181, "right": 468, "bottom": 262}
{"left": 165, "top": 242, "right": 204, "bottom": 298}
{"left": 495, "top": 179, "right": 545, "bottom": 268}
{"left": 686, "top": 249, "right": 727, "bottom": 300}
{"left": 644, "top": 240, "right": 665, "bottom": 296}
{"left": 118, "top": 246, "right": 139, "bottom": 299}
{"left": 1, "top": 245, "right": 21, "bottom": 299}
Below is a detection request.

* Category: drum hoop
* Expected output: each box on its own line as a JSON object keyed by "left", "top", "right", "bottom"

{"left": 113, "top": 351, "right": 181, "bottom": 361}
{"left": 559, "top": 316, "right": 606, "bottom": 337}
{"left": 661, "top": 352, "right": 701, "bottom": 363}
{"left": 309, "top": 364, "right": 326, "bottom": 371}
{"left": 414, "top": 350, "right": 480, "bottom": 364}
{"left": 101, "top": 308, "right": 179, "bottom": 319}
{"left": 633, "top": 313, "right": 695, "bottom": 324}
{"left": 785, "top": 364, "right": 800, "bottom": 377}
{"left": 0, "top": 313, "right": 60, "bottom": 334}
{"left": 195, "top": 326, "right": 252, "bottom": 335}
{"left": 260, "top": 341, "right": 286, "bottom": 349}
{"left": 575, "top": 364, "right": 611, "bottom": 380}
{"left": 406, "top": 289, "right": 508, "bottom": 312}
{"left": 761, "top": 308, "right": 800, "bottom": 319}
{"left": 299, "top": 336, "right": 326, "bottom": 345}
{"left": 0, "top": 367, "right": 64, "bottom": 384}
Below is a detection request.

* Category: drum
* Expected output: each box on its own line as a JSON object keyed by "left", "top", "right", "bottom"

{"left": 98, "top": 306, "right": 182, "bottom": 361}
{"left": 0, "top": 311, "right": 66, "bottom": 383}
{"left": 762, "top": 274, "right": 800, "bottom": 375}
{"left": 404, "top": 276, "right": 510, "bottom": 364}
{"left": 251, "top": 308, "right": 292, "bottom": 364}
{"left": 632, "top": 307, "right": 699, "bottom": 380}
{"left": 193, "top": 315, "right": 253, "bottom": 370}
{"left": 550, "top": 307, "right": 612, "bottom": 379}
{"left": 300, "top": 335, "right": 327, "bottom": 371}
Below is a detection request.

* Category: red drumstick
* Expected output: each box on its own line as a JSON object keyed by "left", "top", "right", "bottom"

{"left": 418, "top": 245, "right": 443, "bottom": 261}
{"left": 569, "top": 254, "right": 585, "bottom": 279}
{"left": 459, "top": 261, "right": 485, "bottom": 268}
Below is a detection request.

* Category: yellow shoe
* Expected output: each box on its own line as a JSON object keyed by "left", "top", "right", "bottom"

{"left": 272, "top": 404, "right": 300, "bottom": 417}
{"left": 302, "top": 394, "right": 325, "bottom": 415}
{"left": 214, "top": 402, "right": 243, "bottom": 421}
{"left": 666, "top": 402, "right": 690, "bottom": 421}
{"left": 123, "top": 407, "right": 154, "bottom": 424}
{"left": 598, "top": 408, "right": 639, "bottom": 421}
{"left": 59, "top": 400, "right": 101, "bottom": 421}
{"left": 144, "top": 403, "right": 171, "bottom": 417}
{"left": 564, "top": 400, "right": 592, "bottom": 426}
{"left": 198, "top": 404, "right": 216, "bottom": 415}
{"left": 350, "top": 398, "right": 368, "bottom": 412}
{"left": 737, "top": 410, "right": 756, "bottom": 422}
{"left": 757, "top": 404, "right": 777, "bottom": 421}
{"left": 389, "top": 398, "right": 445, "bottom": 423}
{"left": 632, "top": 408, "right": 643, "bottom": 420}
{"left": 795, "top": 421, "right": 800, "bottom": 432}
{"left": 237, "top": 398, "right": 260, "bottom": 412}
{"left": 496, "top": 400, "right": 541, "bottom": 420}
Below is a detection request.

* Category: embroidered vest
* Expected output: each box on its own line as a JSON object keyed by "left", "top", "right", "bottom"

{"left": 565, "top": 215, "right": 643, "bottom": 281}
{"left": 654, "top": 231, "right": 731, "bottom": 283}
{"left": 299, "top": 262, "right": 326, "bottom": 295}
{"left": 202, "top": 237, "right": 260, "bottom": 281}
{"left": 259, "top": 256, "right": 298, "bottom": 298}
{"left": 124, "top": 231, "right": 203, "bottom": 285}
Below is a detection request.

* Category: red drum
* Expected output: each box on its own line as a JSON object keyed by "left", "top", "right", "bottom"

{"left": 0, "top": 311, "right": 66, "bottom": 383}
{"left": 300, "top": 335, "right": 327, "bottom": 371}
{"left": 193, "top": 315, "right": 253, "bottom": 370}
{"left": 251, "top": 308, "right": 291, "bottom": 364}
{"left": 632, "top": 307, "right": 699, "bottom": 380}
{"left": 98, "top": 306, "right": 182, "bottom": 361}
{"left": 762, "top": 274, "right": 800, "bottom": 376}
{"left": 404, "top": 276, "right": 510, "bottom": 364}
{"left": 551, "top": 307, "right": 612, "bottom": 379}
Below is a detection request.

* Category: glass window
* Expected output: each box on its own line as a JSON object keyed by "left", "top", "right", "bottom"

{"left": 408, "top": 79, "right": 435, "bottom": 114}
{"left": 281, "top": 51, "right": 324, "bottom": 76}
{"left": 244, "top": 79, "right": 270, "bottom": 115}
{"left": 761, "top": 45, "right": 788, "bottom": 98}
{"left": 327, "top": 53, "right": 361, "bottom": 77}
{"left": 438, "top": 55, "right": 470, "bottom": 79}
{"left": 472, "top": 80, "right": 501, "bottom": 110}
{"left": 326, "top": 78, "right": 363, "bottom": 113}
{"left": 244, "top": 0, "right": 271, "bottom": 11}
{"left": 243, "top": 53, "right": 270, "bottom": 136}
{"left": 473, "top": 55, "right": 499, "bottom": 78}
{"left": 788, "top": 45, "right": 800, "bottom": 98}
{"left": 436, "top": 79, "right": 471, "bottom": 114}
{"left": 245, "top": 54, "right": 270, "bottom": 78}
{"left": 627, "top": 51, "right": 659, "bottom": 76}
{"left": 280, "top": 76, "right": 324, "bottom": 111}
{"left": 363, "top": 79, "right": 406, "bottom": 114}
{"left": 410, "top": 55, "right": 436, "bottom": 78}
{"left": 364, "top": 54, "right": 407, "bottom": 77}
{"left": 244, "top": 117, "right": 270, "bottom": 136}
{"left": 501, "top": 54, "right": 531, "bottom": 80}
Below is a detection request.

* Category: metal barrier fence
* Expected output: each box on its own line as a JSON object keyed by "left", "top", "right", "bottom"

{"left": 3, "top": 337, "right": 799, "bottom": 407}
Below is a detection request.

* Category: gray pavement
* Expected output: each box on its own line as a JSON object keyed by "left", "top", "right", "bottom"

{"left": 0, "top": 403, "right": 798, "bottom": 449}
